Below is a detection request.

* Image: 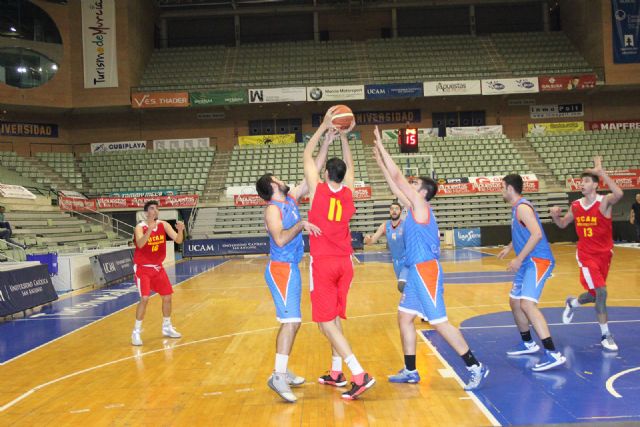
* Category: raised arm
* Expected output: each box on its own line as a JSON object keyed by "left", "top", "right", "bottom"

{"left": 340, "top": 122, "right": 356, "bottom": 190}
{"left": 372, "top": 126, "right": 423, "bottom": 210}
{"left": 587, "top": 156, "right": 624, "bottom": 213}
{"left": 550, "top": 206, "right": 574, "bottom": 229}
{"left": 364, "top": 221, "right": 386, "bottom": 245}
{"left": 373, "top": 145, "right": 411, "bottom": 208}
{"left": 303, "top": 109, "right": 335, "bottom": 201}
{"left": 162, "top": 220, "right": 185, "bottom": 244}
{"left": 292, "top": 128, "right": 336, "bottom": 201}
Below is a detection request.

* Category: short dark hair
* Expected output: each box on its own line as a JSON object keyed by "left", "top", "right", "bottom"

{"left": 581, "top": 172, "right": 600, "bottom": 185}
{"left": 256, "top": 173, "right": 275, "bottom": 201}
{"left": 326, "top": 157, "right": 347, "bottom": 183}
{"left": 418, "top": 176, "right": 438, "bottom": 201}
{"left": 503, "top": 174, "right": 523, "bottom": 195}
{"left": 143, "top": 200, "right": 159, "bottom": 211}
{"left": 390, "top": 201, "right": 402, "bottom": 209}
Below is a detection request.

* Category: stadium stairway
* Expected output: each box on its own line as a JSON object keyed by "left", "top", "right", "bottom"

{"left": 511, "top": 138, "right": 565, "bottom": 191}
{"left": 202, "top": 151, "right": 232, "bottom": 204}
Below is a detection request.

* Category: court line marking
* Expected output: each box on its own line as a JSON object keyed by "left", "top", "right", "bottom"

{"left": 459, "top": 319, "right": 640, "bottom": 330}
{"left": 0, "top": 260, "right": 230, "bottom": 367}
{"left": 605, "top": 366, "right": 640, "bottom": 398}
{"left": 418, "top": 331, "right": 501, "bottom": 427}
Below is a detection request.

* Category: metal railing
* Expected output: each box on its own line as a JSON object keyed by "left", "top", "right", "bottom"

{"left": 0, "top": 239, "right": 27, "bottom": 261}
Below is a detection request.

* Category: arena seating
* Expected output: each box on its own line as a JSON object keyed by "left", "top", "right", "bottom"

{"left": 79, "top": 147, "right": 215, "bottom": 195}
{"left": 0, "top": 151, "right": 72, "bottom": 190}
{"left": 35, "top": 152, "right": 85, "bottom": 190}
{"left": 528, "top": 129, "right": 640, "bottom": 182}
{"left": 138, "top": 32, "right": 594, "bottom": 91}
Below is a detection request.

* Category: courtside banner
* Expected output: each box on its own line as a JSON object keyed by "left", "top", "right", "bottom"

{"left": 481, "top": 78, "right": 539, "bottom": 95}
{"left": 365, "top": 83, "right": 423, "bottom": 99}
{"left": 566, "top": 169, "right": 640, "bottom": 191}
{"left": 307, "top": 85, "right": 365, "bottom": 101}
{"left": 90, "top": 249, "right": 134, "bottom": 286}
{"left": 59, "top": 195, "right": 199, "bottom": 211}
{"left": 438, "top": 174, "right": 538, "bottom": 195}
{"left": 248, "top": 87, "right": 307, "bottom": 103}
{"left": 91, "top": 141, "right": 147, "bottom": 153}
{"left": 587, "top": 120, "right": 640, "bottom": 130}
{"left": 131, "top": 92, "right": 189, "bottom": 109}
{"left": 527, "top": 122, "right": 585, "bottom": 135}
{"left": 190, "top": 90, "right": 247, "bottom": 106}
{"left": 538, "top": 75, "right": 597, "bottom": 91}
{"left": 238, "top": 134, "right": 296, "bottom": 146}
{"left": 612, "top": 0, "right": 640, "bottom": 63}
{"left": 184, "top": 232, "right": 364, "bottom": 257}
{"left": 423, "top": 80, "right": 481, "bottom": 96}
{"left": 81, "top": 0, "right": 118, "bottom": 88}
{"left": 454, "top": 228, "right": 481, "bottom": 247}
{"left": 0, "top": 264, "right": 58, "bottom": 317}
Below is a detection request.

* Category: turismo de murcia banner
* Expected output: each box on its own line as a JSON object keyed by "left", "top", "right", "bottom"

{"left": 82, "top": 0, "right": 118, "bottom": 88}
{"left": 612, "top": 0, "right": 640, "bottom": 63}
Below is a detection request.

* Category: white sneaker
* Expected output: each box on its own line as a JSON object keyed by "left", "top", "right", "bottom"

{"left": 601, "top": 334, "right": 619, "bottom": 351}
{"left": 162, "top": 325, "right": 182, "bottom": 338}
{"left": 286, "top": 369, "right": 305, "bottom": 387}
{"left": 268, "top": 372, "right": 297, "bottom": 403}
{"left": 131, "top": 329, "right": 143, "bottom": 346}
{"left": 562, "top": 297, "right": 576, "bottom": 324}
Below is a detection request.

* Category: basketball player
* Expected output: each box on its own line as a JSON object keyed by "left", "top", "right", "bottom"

{"left": 256, "top": 130, "right": 332, "bottom": 403}
{"left": 373, "top": 127, "right": 488, "bottom": 388}
{"left": 364, "top": 201, "right": 408, "bottom": 292}
{"left": 131, "top": 200, "right": 184, "bottom": 346}
{"left": 304, "top": 107, "right": 375, "bottom": 400}
{"left": 550, "top": 156, "right": 623, "bottom": 351}
{"left": 499, "top": 174, "right": 566, "bottom": 371}
{"left": 630, "top": 193, "right": 640, "bottom": 242}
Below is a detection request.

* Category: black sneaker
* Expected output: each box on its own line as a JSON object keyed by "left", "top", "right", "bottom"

{"left": 318, "top": 370, "right": 348, "bottom": 387}
{"left": 341, "top": 373, "right": 376, "bottom": 400}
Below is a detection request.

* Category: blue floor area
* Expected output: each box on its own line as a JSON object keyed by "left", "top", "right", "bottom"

{"left": 355, "top": 248, "right": 491, "bottom": 264}
{"left": 422, "top": 307, "right": 640, "bottom": 425}
{"left": 0, "top": 258, "right": 227, "bottom": 364}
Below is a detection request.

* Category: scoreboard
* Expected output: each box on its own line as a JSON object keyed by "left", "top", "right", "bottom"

{"left": 398, "top": 128, "right": 419, "bottom": 153}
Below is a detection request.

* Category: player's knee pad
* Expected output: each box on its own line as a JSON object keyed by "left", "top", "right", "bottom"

{"left": 595, "top": 287, "right": 608, "bottom": 314}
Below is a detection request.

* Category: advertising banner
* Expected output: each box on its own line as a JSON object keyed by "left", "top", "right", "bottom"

{"left": 153, "top": 138, "right": 210, "bottom": 150}
{"left": 587, "top": 120, "right": 640, "bottom": 130}
{"left": 454, "top": 228, "right": 481, "bottom": 247}
{"left": 238, "top": 134, "right": 296, "bottom": 145}
{"left": 530, "top": 104, "right": 584, "bottom": 119}
{"left": 233, "top": 186, "right": 372, "bottom": 206}
{"left": 446, "top": 125, "right": 503, "bottom": 137}
{"left": 248, "top": 87, "right": 307, "bottom": 103}
{"left": 538, "top": 75, "right": 597, "bottom": 91}
{"left": 437, "top": 174, "right": 539, "bottom": 195}
{"left": 131, "top": 92, "right": 189, "bottom": 109}
{"left": 481, "top": 78, "right": 539, "bottom": 95}
{"left": 81, "top": 0, "right": 118, "bottom": 88}
{"left": 423, "top": 80, "right": 482, "bottom": 96}
{"left": 0, "top": 122, "right": 58, "bottom": 138}
{"left": 312, "top": 109, "right": 421, "bottom": 127}
{"left": 365, "top": 83, "right": 424, "bottom": 99}
{"left": 0, "top": 264, "right": 58, "bottom": 316}
{"left": 89, "top": 249, "right": 134, "bottom": 286}
{"left": 90, "top": 141, "right": 147, "bottom": 153}
{"left": 0, "top": 184, "right": 36, "bottom": 200}
{"left": 59, "top": 195, "right": 198, "bottom": 211}
{"left": 566, "top": 169, "right": 640, "bottom": 191}
{"left": 307, "top": 85, "right": 365, "bottom": 101}
{"left": 527, "top": 122, "right": 585, "bottom": 135}
{"left": 189, "top": 90, "right": 247, "bottom": 106}
{"left": 612, "top": 0, "right": 640, "bottom": 63}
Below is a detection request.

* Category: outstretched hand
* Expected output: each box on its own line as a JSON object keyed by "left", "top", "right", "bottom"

{"left": 585, "top": 155, "right": 604, "bottom": 177}
{"left": 303, "top": 220, "right": 322, "bottom": 237}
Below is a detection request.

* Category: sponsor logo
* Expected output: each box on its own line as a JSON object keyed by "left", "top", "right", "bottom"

{"left": 309, "top": 87, "right": 323, "bottom": 100}
{"left": 103, "top": 262, "right": 116, "bottom": 273}
{"left": 456, "top": 229, "right": 481, "bottom": 242}
{"left": 518, "top": 80, "right": 535, "bottom": 89}
{"left": 487, "top": 81, "right": 505, "bottom": 90}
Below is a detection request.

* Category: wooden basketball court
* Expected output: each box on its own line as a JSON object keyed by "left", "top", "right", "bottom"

{"left": 1, "top": 244, "right": 639, "bottom": 426}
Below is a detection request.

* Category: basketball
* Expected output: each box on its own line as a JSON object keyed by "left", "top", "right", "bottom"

{"left": 330, "top": 105, "right": 355, "bottom": 130}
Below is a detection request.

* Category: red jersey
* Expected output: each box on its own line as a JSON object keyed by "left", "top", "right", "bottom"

{"left": 571, "top": 195, "right": 613, "bottom": 255}
{"left": 133, "top": 221, "right": 167, "bottom": 266}
{"left": 308, "top": 182, "right": 356, "bottom": 257}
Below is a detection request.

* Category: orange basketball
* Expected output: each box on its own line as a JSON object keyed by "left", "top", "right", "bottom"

{"left": 330, "top": 105, "right": 355, "bottom": 130}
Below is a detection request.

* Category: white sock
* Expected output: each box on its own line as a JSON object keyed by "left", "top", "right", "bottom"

{"left": 275, "top": 353, "right": 289, "bottom": 374}
{"left": 570, "top": 298, "right": 581, "bottom": 308}
{"left": 163, "top": 317, "right": 171, "bottom": 327}
{"left": 344, "top": 354, "right": 364, "bottom": 376}
{"left": 134, "top": 320, "right": 142, "bottom": 331}
{"left": 331, "top": 356, "right": 342, "bottom": 372}
{"left": 599, "top": 323, "right": 610, "bottom": 336}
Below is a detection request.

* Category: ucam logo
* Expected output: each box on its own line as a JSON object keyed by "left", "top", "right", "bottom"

{"left": 103, "top": 262, "right": 116, "bottom": 273}
{"left": 189, "top": 244, "right": 216, "bottom": 252}
{"left": 366, "top": 88, "right": 386, "bottom": 95}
